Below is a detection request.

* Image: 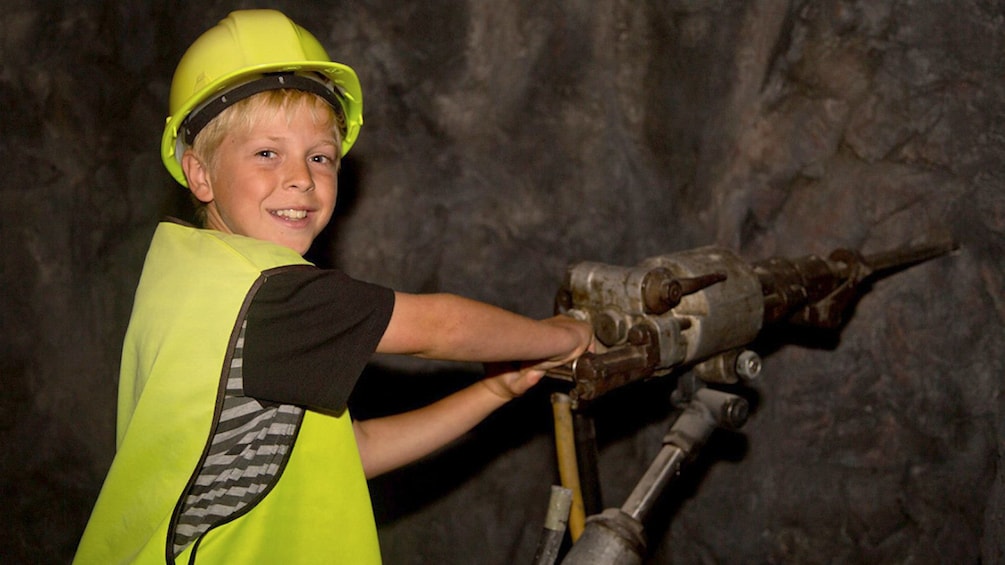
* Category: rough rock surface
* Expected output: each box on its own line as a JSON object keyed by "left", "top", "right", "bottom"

{"left": 1, "top": 1, "right": 1001, "bottom": 563}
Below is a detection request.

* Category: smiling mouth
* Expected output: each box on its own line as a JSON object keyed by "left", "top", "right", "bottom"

{"left": 272, "top": 209, "right": 308, "bottom": 220}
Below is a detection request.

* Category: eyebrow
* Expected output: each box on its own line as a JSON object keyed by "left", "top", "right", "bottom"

{"left": 245, "top": 134, "right": 338, "bottom": 147}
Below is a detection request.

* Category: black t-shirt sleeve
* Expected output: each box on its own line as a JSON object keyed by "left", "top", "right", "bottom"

{"left": 242, "top": 266, "right": 395, "bottom": 414}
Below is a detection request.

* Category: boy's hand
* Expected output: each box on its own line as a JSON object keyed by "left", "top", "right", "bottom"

{"left": 535, "top": 315, "right": 596, "bottom": 369}
{"left": 480, "top": 362, "right": 545, "bottom": 400}
{"left": 480, "top": 315, "right": 595, "bottom": 400}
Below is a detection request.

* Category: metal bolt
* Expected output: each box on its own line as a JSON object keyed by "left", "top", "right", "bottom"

{"left": 734, "top": 350, "right": 762, "bottom": 381}
{"left": 594, "top": 311, "right": 626, "bottom": 346}
{"left": 721, "top": 397, "right": 750, "bottom": 429}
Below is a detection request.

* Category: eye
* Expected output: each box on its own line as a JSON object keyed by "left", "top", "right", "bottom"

{"left": 310, "top": 153, "right": 336, "bottom": 165}
{"left": 256, "top": 149, "right": 277, "bottom": 159}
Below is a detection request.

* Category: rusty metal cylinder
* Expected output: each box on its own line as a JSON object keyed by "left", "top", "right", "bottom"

{"left": 640, "top": 247, "right": 764, "bottom": 365}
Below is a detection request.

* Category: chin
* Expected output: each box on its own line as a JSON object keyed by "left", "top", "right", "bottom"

{"left": 268, "top": 238, "right": 309, "bottom": 256}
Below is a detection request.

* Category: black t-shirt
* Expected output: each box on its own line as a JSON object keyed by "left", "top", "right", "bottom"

{"left": 241, "top": 266, "right": 395, "bottom": 414}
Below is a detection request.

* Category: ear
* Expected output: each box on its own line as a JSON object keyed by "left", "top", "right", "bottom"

{"left": 182, "top": 150, "right": 214, "bottom": 204}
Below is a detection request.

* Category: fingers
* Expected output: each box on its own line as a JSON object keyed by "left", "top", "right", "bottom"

{"left": 482, "top": 363, "right": 547, "bottom": 400}
{"left": 479, "top": 314, "right": 595, "bottom": 401}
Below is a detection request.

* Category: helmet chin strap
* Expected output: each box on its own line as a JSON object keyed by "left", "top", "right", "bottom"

{"left": 181, "top": 72, "right": 346, "bottom": 146}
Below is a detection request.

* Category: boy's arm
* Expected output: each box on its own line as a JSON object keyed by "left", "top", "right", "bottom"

{"left": 353, "top": 368, "right": 526, "bottom": 478}
{"left": 356, "top": 292, "right": 594, "bottom": 478}
{"left": 376, "top": 292, "right": 592, "bottom": 370}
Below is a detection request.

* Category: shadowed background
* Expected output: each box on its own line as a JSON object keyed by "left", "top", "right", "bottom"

{"left": 1, "top": 1, "right": 1002, "bottom": 563}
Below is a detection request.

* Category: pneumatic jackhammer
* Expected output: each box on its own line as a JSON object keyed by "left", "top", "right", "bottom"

{"left": 533, "top": 237, "right": 958, "bottom": 565}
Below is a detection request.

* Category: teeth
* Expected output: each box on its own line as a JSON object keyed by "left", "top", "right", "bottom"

{"left": 274, "top": 209, "right": 307, "bottom": 220}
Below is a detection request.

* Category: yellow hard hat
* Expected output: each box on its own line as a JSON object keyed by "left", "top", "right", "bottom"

{"left": 160, "top": 9, "right": 363, "bottom": 186}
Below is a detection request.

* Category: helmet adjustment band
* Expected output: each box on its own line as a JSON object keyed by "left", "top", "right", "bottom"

{"left": 181, "top": 72, "right": 347, "bottom": 146}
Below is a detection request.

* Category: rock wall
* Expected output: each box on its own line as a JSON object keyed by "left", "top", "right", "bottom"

{"left": 1, "top": 1, "right": 1001, "bottom": 563}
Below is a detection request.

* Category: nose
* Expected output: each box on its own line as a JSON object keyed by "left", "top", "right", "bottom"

{"left": 284, "top": 158, "right": 315, "bottom": 192}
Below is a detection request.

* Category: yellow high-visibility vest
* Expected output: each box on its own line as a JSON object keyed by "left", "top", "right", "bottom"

{"left": 74, "top": 221, "right": 381, "bottom": 564}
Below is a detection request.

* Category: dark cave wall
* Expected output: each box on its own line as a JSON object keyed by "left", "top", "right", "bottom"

{"left": 1, "top": 1, "right": 1002, "bottom": 563}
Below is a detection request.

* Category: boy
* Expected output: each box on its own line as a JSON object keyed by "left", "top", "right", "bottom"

{"left": 73, "top": 9, "right": 593, "bottom": 564}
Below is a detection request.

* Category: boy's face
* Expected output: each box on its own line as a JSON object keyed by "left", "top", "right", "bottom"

{"left": 184, "top": 101, "right": 340, "bottom": 255}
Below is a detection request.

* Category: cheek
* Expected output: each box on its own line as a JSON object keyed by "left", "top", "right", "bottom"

{"left": 320, "top": 177, "right": 339, "bottom": 207}
{"left": 318, "top": 195, "right": 337, "bottom": 224}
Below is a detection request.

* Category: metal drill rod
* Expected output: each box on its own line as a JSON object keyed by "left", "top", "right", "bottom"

{"left": 862, "top": 238, "right": 959, "bottom": 276}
